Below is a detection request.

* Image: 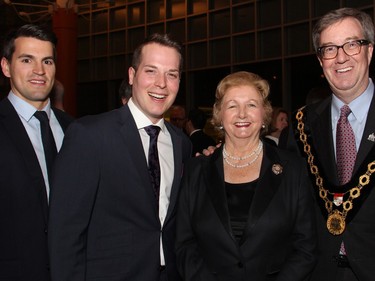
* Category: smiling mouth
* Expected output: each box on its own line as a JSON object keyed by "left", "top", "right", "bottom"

{"left": 336, "top": 67, "right": 352, "bottom": 73}
{"left": 235, "top": 122, "right": 250, "bottom": 127}
{"left": 30, "top": 79, "right": 46, "bottom": 85}
{"left": 148, "top": 92, "right": 166, "bottom": 100}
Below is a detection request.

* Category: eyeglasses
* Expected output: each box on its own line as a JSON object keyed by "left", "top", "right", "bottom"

{"left": 317, "top": 39, "right": 370, "bottom": 60}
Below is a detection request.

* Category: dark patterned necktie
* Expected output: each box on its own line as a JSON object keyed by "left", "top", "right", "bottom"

{"left": 336, "top": 105, "right": 356, "bottom": 256}
{"left": 144, "top": 125, "right": 161, "bottom": 201}
{"left": 336, "top": 105, "right": 356, "bottom": 185}
{"left": 34, "top": 111, "right": 57, "bottom": 180}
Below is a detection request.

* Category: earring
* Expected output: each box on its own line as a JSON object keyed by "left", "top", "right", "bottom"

{"left": 262, "top": 124, "right": 266, "bottom": 128}
{"left": 218, "top": 125, "right": 223, "bottom": 130}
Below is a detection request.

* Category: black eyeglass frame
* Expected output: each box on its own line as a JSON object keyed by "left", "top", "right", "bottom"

{"left": 317, "top": 39, "right": 370, "bottom": 60}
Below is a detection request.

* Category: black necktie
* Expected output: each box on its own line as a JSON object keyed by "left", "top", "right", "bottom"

{"left": 144, "top": 125, "right": 161, "bottom": 201}
{"left": 34, "top": 111, "right": 57, "bottom": 180}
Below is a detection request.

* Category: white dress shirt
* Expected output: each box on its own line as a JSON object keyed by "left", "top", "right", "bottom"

{"left": 127, "top": 98, "right": 174, "bottom": 266}
{"left": 8, "top": 92, "right": 64, "bottom": 200}
{"left": 331, "top": 78, "right": 374, "bottom": 157}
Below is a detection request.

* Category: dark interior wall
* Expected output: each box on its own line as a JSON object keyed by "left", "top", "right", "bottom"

{"left": 77, "top": 82, "right": 109, "bottom": 117}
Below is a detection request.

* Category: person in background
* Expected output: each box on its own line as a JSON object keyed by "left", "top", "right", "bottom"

{"left": 185, "top": 108, "right": 216, "bottom": 156}
{"left": 118, "top": 78, "right": 132, "bottom": 105}
{"left": 176, "top": 71, "right": 317, "bottom": 281}
{"left": 264, "top": 107, "right": 288, "bottom": 146}
{"left": 48, "top": 33, "right": 191, "bottom": 281}
{"left": 0, "top": 24, "right": 72, "bottom": 281}
{"left": 280, "top": 7, "right": 375, "bottom": 281}
{"left": 169, "top": 104, "right": 187, "bottom": 131}
{"left": 50, "top": 79, "right": 65, "bottom": 111}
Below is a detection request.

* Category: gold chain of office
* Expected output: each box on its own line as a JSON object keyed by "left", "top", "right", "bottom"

{"left": 296, "top": 109, "right": 375, "bottom": 236}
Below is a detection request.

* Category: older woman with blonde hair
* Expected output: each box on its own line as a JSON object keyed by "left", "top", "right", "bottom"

{"left": 176, "top": 71, "right": 317, "bottom": 281}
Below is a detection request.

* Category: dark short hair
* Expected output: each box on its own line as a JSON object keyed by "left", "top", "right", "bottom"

{"left": 188, "top": 108, "right": 208, "bottom": 130}
{"left": 2, "top": 24, "right": 58, "bottom": 62}
{"left": 131, "top": 33, "right": 183, "bottom": 74}
{"left": 118, "top": 78, "right": 132, "bottom": 101}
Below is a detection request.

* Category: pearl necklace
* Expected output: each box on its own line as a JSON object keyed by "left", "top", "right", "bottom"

{"left": 223, "top": 141, "right": 263, "bottom": 168}
{"left": 223, "top": 141, "right": 262, "bottom": 160}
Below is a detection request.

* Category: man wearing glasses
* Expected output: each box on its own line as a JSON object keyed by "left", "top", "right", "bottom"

{"left": 282, "top": 7, "right": 375, "bottom": 281}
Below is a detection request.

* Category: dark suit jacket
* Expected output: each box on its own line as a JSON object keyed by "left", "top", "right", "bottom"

{"left": 176, "top": 143, "right": 317, "bottom": 281}
{"left": 48, "top": 105, "right": 192, "bottom": 281}
{"left": 281, "top": 93, "right": 375, "bottom": 280}
{"left": 0, "top": 98, "right": 72, "bottom": 281}
{"left": 190, "top": 130, "right": 216, "bottom": 156}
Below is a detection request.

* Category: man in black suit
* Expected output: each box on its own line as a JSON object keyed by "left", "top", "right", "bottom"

{"left": 281, "top": 8, "right": 375, "bottom": 281}
{"left": 48, "top": 33, "right": 192, "bottom": 281}
{"left": 0, "top": 24, "right": 72, "bottom": 281}
{"left": 169, "top": 104, "right": 187, "bottom": 131}
{"left": 186, "top": 108, "right": 216, "bottom": 156}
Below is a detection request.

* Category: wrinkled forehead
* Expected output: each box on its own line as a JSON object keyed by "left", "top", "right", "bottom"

{"left": 320, "top": 17, "right": 364, "bottom": 44}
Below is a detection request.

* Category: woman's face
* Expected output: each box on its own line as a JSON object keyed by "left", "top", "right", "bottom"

{"left": 221, "top": 85, "right": 265, "bottom": 142}
{"left": 274, "top": 112, "right": 288, "bottom": 131}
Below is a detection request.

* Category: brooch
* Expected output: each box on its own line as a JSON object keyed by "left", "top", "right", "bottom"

{"left": 272, "top": 164, "right": 283, "bottom": 175}
{"left": 368, "top": 133, "right": 375, "bottom": 142}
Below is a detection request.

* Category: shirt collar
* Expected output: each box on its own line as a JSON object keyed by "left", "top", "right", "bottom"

{"left": 332, "top": 78, "right": 374, "bottom": 123}
{"left": 190, "top": 129, "right": 201, "bottom": 137}
{"left": 127, "top": 97, "right": 166, "bottom": 132}
{"left": 7, "top": 91, "right": 52, "bottom": 122}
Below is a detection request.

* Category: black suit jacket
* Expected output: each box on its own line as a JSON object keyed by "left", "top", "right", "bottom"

{"left": 282, "top": 93, "right": 375, "bottom": 280}
{"left": 190, "top": 130, "right": 216, "bottom": 156}
{"left": 48, "top": 105, "right": 192, "bottom": 281}
{"left": 0, "top": 98, "right": 72, "bottom": 281}
{"left": 176, "top": 143, "right": 317, "bottom": 281}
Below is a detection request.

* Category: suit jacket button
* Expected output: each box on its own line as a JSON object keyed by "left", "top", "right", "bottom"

{"left": 238, "top": 262, "right": 244, "bottom": 268}
{"left": 44, "top": 228, "right": 48, "bottom": 234}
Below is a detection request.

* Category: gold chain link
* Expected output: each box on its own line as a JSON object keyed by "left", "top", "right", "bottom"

{"left": 296, "top": 109, "right": 375, "bottom": 235}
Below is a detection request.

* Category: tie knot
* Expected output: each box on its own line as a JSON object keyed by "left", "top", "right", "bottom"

{"left": 34, "top": 111, "right": 49, "bottom": 123}
{"left": 340, "top": 105, "right": 351, "bottom": 118}
{"left": 144, "top": 125, "right": 161, "bottom": 138}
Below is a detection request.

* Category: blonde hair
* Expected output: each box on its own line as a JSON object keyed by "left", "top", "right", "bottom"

{"left": 211, "top": 71, "right": 272, "bottom": 136}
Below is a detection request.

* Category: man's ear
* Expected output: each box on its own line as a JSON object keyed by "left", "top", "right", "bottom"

{"left": 128, "top": 67, "right": 135, "bottom": 85}
{"left": 316, "top": 55, "right": 323, "bottom": 67}
{"left": 367, "top": 43, "right": 373, "bottom": 66}
{"left": 1, "top": 57, "right": 11, "bottom": 78}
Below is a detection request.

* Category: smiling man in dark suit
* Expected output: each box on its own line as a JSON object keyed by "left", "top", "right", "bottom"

{"left": 281, "top": 8, "right": 375, "bottom": 281}
{"left": 48, "top": 33, "right": 191, "bottom": 281}
{"left": 0, "top": 24, "right": 72, "bottom": 281}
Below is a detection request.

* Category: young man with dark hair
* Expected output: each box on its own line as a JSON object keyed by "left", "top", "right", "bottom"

{"left": 0, "top": 24, "right": 72, "bottom": 281}
{"left": 48, "top": 33, "right": 191, "bottom": 281}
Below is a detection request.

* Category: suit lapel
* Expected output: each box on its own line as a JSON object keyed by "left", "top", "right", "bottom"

{"left": 205, "top": 145, "right": 286, "bottom": 242}
{"left": 308, "top": 92, "right": 375, "bottom": 182}
{"left": 309, "top": 98, "right": 338, "bottom": 184}
{"left": 205, "top": 148, "right": 234, "bottom": 239}
{"left": 118, "top": 106, "right": 159, "bottom": 216}
{"left": 52, "top": 107, "right": 73, "bottom": 132}
{"left": 356, "top": 91, "right": 375, "bottom": 172}
{"left": 165, "top": 122, "right": 183, "bottom": 223}
{"left": 245, "top": 144, "right": 284, "bottom": 234}
{"left": 0, "top": 99, "right": 48, "bottom": 221}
